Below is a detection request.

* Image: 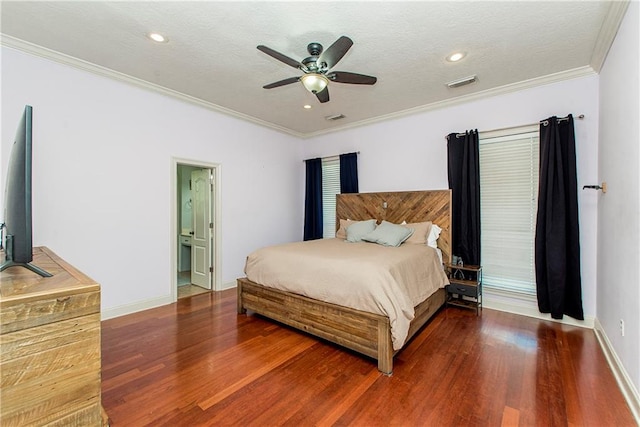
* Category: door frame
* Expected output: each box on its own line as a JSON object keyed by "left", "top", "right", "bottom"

{"left": 171, "top": 157, "right": 222, "bottom": 302}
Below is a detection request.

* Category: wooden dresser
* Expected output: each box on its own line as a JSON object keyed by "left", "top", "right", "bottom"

{"left": 0, "top": 247, "right": 105, "bottom": 426}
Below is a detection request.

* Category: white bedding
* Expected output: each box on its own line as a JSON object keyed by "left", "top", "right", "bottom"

{"left": 244, "top": 238, "right": 449, "bottom": 350}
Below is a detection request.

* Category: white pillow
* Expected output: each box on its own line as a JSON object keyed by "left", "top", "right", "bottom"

{"left": 346, "top": 219, "right": 377, "bottom": 243}
{"left": 362, "top": 221, "right": 414, "bottom": 247}
{"left": 428, "top": 224, "right": 442, "bottom": 249}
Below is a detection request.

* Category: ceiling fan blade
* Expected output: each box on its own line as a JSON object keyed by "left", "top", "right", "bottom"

{"left": 263, "top": 77, "right": 301, "bottom": 89}
{"left": 315, "top": 87, "right": 330, "bottom": 103}
{"left": 328, "top": 71, "right": 377, "bottom": 85}
{"left": 318, "top": 36, "right": 353, "bottom": 69}
{"left": 257, "top": 45, "right": 301, "bottom": 69}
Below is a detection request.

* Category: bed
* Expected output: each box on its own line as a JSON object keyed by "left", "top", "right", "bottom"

{"left": 237, "top": 190, "right": 452, "bottom": 374}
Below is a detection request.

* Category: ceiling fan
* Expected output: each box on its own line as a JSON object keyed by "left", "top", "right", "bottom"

{"left": 257, "top": 36, "right": 377, "bottom": 103}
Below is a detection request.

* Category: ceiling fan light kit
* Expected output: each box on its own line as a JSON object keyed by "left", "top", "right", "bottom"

{"left": 301, "top": 74, "right": 328, "bottom": 93}
{"left": 257, "top": 35, "right": 377, "bottom": 103}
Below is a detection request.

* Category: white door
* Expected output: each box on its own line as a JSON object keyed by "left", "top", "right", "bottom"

{"left": 191, "top": 169, "right": 212, "bottom": 289}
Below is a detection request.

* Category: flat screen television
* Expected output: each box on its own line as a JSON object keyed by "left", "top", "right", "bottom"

{"left": 1, "top": 105, "right": 51, "bottom": 277}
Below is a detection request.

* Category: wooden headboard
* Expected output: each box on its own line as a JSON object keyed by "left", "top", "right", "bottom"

{"left": 336, "top": 190, "right": 452, "bottom": 264}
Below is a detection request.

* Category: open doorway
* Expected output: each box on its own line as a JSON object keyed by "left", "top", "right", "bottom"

{"left": 172, "top": 159, "right": 221, "bottom": 301}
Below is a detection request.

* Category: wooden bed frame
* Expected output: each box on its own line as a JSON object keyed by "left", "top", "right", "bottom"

{"left": 237, "top": 190, "right": 452, "bottom": 374}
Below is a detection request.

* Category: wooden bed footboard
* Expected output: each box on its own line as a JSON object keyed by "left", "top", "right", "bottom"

{"left": 237, "top": 277, "right": 445, "bottom": 374}
{"left": 237, "top": 190, "right": 451, "bottom": 374}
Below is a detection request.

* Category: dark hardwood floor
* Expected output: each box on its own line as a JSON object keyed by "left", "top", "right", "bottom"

{"left": 101, "top": 289, "right": 636, "bottom": 426}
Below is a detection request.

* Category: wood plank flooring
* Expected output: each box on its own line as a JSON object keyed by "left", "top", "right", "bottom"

{"left": 177, "top": 284, "right": 210, "bottom": 299}
{"left": 101, "top": 289, "right": 636, "bottom": 426}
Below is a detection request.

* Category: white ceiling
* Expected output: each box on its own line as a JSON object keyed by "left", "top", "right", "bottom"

{"left": 0, "top": 1, "right": 626, "bottom": 137}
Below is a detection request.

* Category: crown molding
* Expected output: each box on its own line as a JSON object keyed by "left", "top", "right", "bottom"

{"left": 2, "top": 34, "right": 597, "bottom": 140}
{"left": 0, "top": 34, "right": 305, "bottom": 139}
{"left": 590, "top": 0, "right": 630, "bottom": 73}
{"left": 304, "top": 66, "right": 597, "bottom": 139}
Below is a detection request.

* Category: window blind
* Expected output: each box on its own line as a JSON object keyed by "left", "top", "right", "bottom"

{"left": 479, "top": 128, "right": 539, "bottom": 294}
{"left": 322, "top": 158, "right": 340, "bottom": 238}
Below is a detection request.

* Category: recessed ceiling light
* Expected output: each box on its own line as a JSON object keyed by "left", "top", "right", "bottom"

{"left": 148, "top": 32, "right": 168, "bottom": 43}
{"left": 446, "top": 52, "right": 466, "bottom": 62}
{"left": 303, "top": 104, "right": 312, "bottom": 109}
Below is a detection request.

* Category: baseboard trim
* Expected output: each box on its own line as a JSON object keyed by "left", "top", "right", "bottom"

{"left": 483, "top": 289, "right": 594, "bottom": 329}
{"left": 103, "top": 282, "right": 236, "bottom": 319}
{"left": 101, "top": 295, "right": 173, "bottom": 321}
{"left": 594, "top": 318, "right": 640, "bottom": 423}
{"left": 220, "top": 280, "right": 237, "bottom": 291}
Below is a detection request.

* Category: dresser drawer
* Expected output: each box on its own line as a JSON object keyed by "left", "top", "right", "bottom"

{"left": 180, "top": 235, "right": 192, "bottom": 246}
{"left": 0, "top": 290, "right": 100, "bottom": 334}
{"left": 0, "top": 314, "right": 101, "bottom": 427}
{"left": 446, "top": 282, "right": 478, "bottom": 298}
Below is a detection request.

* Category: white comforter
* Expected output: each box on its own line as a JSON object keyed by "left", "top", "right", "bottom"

{"left": 244, "top": 238, "right": 449, "bottom": 350}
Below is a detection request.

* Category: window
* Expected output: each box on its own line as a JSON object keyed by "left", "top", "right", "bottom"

{"left": 322, "top": 158, "right": 340, "bottom": 238}
{"left": 479, "top": 126, "right": 539, "bottom": 294}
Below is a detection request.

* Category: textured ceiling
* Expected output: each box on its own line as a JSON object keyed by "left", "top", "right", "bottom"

{"left": 0, "top": 1, "right": 622, "bottom": 137}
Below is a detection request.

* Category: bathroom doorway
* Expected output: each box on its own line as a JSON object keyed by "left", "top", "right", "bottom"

{"left": 173, "top": 159, "right": 221, "bottom": 300}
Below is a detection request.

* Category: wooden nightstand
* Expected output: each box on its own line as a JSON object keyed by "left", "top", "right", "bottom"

{"left": 445, "top": 263, "right": 482, "bottom": 315}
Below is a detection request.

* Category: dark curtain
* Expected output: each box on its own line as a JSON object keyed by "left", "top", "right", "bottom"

{"left": 339, "top": 152, "right": 359, "bottom": 193}
{"left": 535, "top": 115, "right": 584, "bottom": 320}
{"left": 303, "top": 158, "right": 323, "bottom": 241}
{"left": 447, "top": 130, "right": 481, "bottom": 265}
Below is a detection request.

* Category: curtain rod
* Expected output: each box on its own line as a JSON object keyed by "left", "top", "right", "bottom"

{"left": 303, "top": 151, "right": 360, "bottom": 163}
{"left": 449, "top": 114, "right": 585, "bottom": 139}
{"left": 540, "top": 114, "right": 584, "bottom": 127}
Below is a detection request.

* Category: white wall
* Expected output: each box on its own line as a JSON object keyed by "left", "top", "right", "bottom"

{"left": 304, "top": 75, "right": 601, "bottom": 321}
{"left": 598, "top": 0, "right": 640, "bottom": 402}
{"left": 1, "top": 46, "right": 303, "bottom": 314}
